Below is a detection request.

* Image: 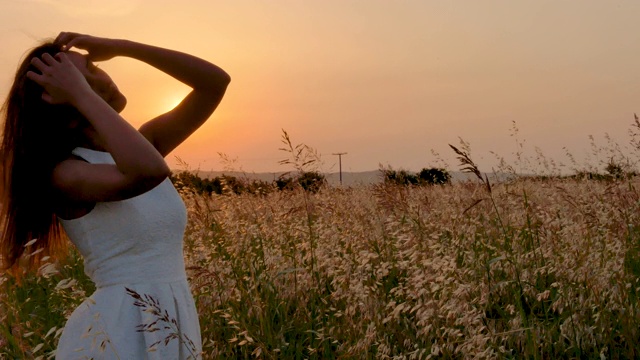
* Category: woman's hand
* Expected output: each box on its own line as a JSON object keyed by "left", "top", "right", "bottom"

{"left": 26, "top": 52, "right": 92, "bottom": 105}
{"left": 55, "top": 32, "right": 120, "bottom": 62}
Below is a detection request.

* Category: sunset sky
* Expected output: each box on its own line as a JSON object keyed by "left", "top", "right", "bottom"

{"left": 1, "top": 0, "right": 640, "bottom": 174}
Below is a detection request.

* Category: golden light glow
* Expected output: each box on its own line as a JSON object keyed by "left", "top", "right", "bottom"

{"left": 160, "top": 95, "right": 184, "bottom": 114}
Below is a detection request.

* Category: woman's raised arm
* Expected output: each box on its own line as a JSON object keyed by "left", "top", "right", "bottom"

{"left": 56, "top": 32, "right": 231, "bottom": 157}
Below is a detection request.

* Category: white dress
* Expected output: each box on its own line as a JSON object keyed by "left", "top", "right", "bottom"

{"left": 56, "top": 148, "right": 201, "bottom": 359}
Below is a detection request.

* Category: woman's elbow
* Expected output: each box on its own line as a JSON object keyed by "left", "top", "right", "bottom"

{"left": 132, "top": 166, "right": 170, "bottom": 192}
{"left": 221, "top": 71, "right": 231, "bottom": 86}
{"left": 154, "top": 163, "right": 172, "bottom": 180}
{"left": 140, "top": 162, "right": 171, "bottom": 183}
{"left": 193, "top": 70, "right": 230, "bottom": 102}
{"left": 209, "top": 70, "right": 231, "bottom": 92}
{"left": 212, "top": 71, "right": 230, "bottom": 95}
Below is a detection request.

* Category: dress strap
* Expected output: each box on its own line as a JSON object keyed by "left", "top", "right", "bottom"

{"left": 70, "top": 147, "right": 115, "bottom": 165}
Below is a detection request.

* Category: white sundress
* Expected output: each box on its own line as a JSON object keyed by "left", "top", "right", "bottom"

{"left": 56, "top": 147, "right": 201, "bottom": 359}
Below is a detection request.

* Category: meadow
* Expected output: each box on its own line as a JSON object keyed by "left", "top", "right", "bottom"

{"left": 1, "top": 135, "right": 640, "bottom": 359}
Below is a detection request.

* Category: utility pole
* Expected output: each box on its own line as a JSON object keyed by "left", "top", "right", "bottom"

{"left": 332, "top": 152, "right": 347, "bottom": 185}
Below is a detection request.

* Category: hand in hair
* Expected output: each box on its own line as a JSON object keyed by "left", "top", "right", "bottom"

{"left": 55, "top": 32, "right": 119, "bottom": 62}
{"left": 26, "top": 52, "right": 92, "bottom": 105}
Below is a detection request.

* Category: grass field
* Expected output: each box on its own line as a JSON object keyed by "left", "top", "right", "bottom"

{"left": 1, "top": 168, "right": 639, "bottom": 358}
{"left": 2, "top": 128, "right": 640, "bottom": 359}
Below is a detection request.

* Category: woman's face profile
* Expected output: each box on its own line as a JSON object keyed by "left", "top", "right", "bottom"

{"left": 66, "top": 51, "right": 127, "bottom": 113}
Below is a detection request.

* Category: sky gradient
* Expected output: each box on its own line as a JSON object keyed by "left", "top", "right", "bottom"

{"left": 2, "top": 0, "right": 640, "bottom": 174}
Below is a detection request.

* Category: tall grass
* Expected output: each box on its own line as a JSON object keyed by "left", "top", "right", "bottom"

{"left": 183, "top": 175, "right": 640, "bottom": 358}
{"left": 2, "top": 132, "right": 640, "bottom": 358}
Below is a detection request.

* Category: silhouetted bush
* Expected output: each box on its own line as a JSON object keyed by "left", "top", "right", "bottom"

{"left": 418, "top": 168, "right": 451, "bottom": 185}
{"left": 297, "top": 171, "right": 326, "bottom": 193}
{"left": 275, "top": 176, "right": 295, "bottom": 191}
{"left": 276, "top": 171, "right": 326, "bottom": 193}
{"left": 244, "top": 179, "right": 274, "bottom": 195}
{"left": 382, "top": 169, "right": 418, "bottom": 186}
{"left": 382, "top": 168, "right": 450, "bottom": 186}
{"left": 170, "top": 172, "right": 253, "bottom": 195}
{"left": 562, "top": 160, "right": 638, "bottom": 182}
{"left": 170, "top": 171, "right": 206, "bottom": 193}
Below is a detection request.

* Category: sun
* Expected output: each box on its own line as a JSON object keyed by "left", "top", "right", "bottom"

{"left": 168, "top": 95, "right": 184, "bottom": 110}
{"left": 160, "top": 94, "right": 185, "bottom": 113}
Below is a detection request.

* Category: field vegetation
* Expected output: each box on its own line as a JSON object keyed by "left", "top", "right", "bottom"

{"left": 1, "top": 127, "right": 640, "bottom": 358}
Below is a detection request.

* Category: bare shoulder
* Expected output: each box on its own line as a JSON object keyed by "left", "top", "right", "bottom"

{"left": 52, "top": 156, "right": 84, "bottom": 184}
{"left": 51, "top": 156, "right": 90, "bottom": 193}
{"left": 52, "top": 156, "right": 96, "bottom": 219}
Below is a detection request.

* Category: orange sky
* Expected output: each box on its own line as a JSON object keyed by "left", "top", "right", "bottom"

{"left": 2, "top": 1, "right": 640, "bottom": 174}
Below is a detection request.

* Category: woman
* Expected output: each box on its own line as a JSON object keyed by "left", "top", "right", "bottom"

{"left": 0, "top": 32, "right": 230, "bottom": 358}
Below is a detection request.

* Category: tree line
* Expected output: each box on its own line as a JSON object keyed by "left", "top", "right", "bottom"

{"left": 169, "top": 170, "right": 327, "bottom": 196}
{"left": 170, "top": 167, "right": 453, "bottom": 196}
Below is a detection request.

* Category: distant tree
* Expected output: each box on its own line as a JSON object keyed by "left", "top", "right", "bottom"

{"left": 170, "top": 171, "right": 202, "bottom": 193}
{"left": 382, "top": 167, "right": 450, "bottom": 186}
{"left": 245, "top": 179, "right": 274, "bottom": 196}
{"left": 419, "top": 168, "right": 451, "bottom": 185}
{"left": 218, "top": 175, "right": 245, "bottom": 195}
{"left": 297, "top": 171, "right": 326, "bottom": 193}
{"left": 604, "top": 158, "right": 637, "bottom": 180}
{"left": 382, "top": 169, "right": 414, "bottom": 186}
{"left": 274, "top": 171, "right": 326, "bottom": 193}
{"left": 401, "top": 170, "right": 420, "bottom": 185}
{"left": 381, "top": 169, "right": 398, "bottom": 184}
{"left": 275, "top": 175, "right": 296, "bottom": 191}
{"left": 209, "top": 177, "right": 223, "bottom": 194}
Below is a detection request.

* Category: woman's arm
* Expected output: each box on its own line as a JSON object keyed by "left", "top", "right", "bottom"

{"left": 57, "top": 32, "right": 231, "bottom": 156}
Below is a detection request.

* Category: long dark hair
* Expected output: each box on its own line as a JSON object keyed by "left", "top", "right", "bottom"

{"left": 1, "top": 42, "right": 83, "bottom": 273}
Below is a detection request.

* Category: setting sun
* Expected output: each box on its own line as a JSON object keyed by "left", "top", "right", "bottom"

{"left": 161, "top": 94, "right": 185, "bottom": 113}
